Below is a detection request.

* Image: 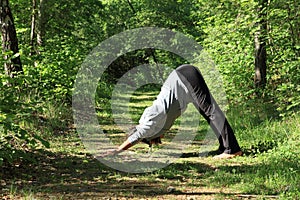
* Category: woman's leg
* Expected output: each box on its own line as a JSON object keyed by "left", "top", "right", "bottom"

{"left": 175, "top": 64, "right": 241, "bottom": 154}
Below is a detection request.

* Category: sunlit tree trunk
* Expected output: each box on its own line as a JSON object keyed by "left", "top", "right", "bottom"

{"left": 30, "top": 0, "right": 45, "bottom": 55}
{"left": 36, "top": 0, "right": 45, "bottom": 47}
{"left": 30, "top": 0, "right": 37, "bottom": 54}
{"left": 0, "top": 0, "right": 23, "bottom": 77}
{"left": 254, "top": 0, "right": 267, "bottom": 89}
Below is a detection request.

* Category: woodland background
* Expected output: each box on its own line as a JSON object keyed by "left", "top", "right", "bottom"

{"left": 0, "top": 0, "right": 299, "bottom": 199}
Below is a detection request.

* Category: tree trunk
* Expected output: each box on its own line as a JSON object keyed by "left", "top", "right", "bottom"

{"left": 0, "top": 0, "right": 23, "bottom": 77}
{"left": 254, "top": 31, "right": 267, "bottom": 88}
{"left": 254, "top": 0, "right": 268, "bottom": 89}
{"left": 36, "top": 0, "right": 45, "bottom": 47}
{"left": 30, "top": 0, "right": 37, "bottom": 54}
{"left": 126, "top": 0, "right": 136, "bottom": 13}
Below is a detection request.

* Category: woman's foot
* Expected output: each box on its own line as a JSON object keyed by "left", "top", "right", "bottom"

{"left": 213, "top": 151, "right": 243, "bottom": 159}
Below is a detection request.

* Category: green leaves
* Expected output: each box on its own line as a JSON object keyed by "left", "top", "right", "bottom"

{"left": 0, "top": 74, "right": 49, "bottom": 166}
{"left": 200, "top": 0, "right": 300, "bottom": 116}
{"left": 1, "top": 0, "right": 299, "bottom": 167}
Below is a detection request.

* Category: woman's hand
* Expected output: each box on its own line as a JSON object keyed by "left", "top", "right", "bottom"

{"left": 98, "top": 149, "right": 121, "bottom": 157}
{"left": 98, "top": 139, "right": 134, "bottom": 158}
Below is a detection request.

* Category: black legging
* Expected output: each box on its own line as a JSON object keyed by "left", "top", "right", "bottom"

{"left": 175, "top": 64, "right": 241, "bottom": 154}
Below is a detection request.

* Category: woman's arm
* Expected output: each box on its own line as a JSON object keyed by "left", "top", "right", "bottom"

{"left": 117, "top": 139, "right": 134, "bottom": 151}
{"left": 100, "top": 139, "right": 134, "bottom": 157}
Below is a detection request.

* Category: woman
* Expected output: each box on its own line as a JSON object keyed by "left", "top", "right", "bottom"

{"left": 103, "top": 64, "right": 242, "bottom": 159}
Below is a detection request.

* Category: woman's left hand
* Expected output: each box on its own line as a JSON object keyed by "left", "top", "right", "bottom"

{"left": 98, "top": 149, "right": 120, "bottom": 157}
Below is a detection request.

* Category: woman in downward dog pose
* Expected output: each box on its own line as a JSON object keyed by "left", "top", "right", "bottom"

{"left": 103, "top": 64, "right": 242, "bottom": 159}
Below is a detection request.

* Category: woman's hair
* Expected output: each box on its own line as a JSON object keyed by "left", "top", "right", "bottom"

{"left": 141, "top": 137, "right": 162, "bottom": 147}
{"left": 127, "top": 127, "right": 162, "bottom": 147}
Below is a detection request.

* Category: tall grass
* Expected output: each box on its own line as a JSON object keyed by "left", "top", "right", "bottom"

{"left": 2, "top": 87, "right": 299, "bottom": 199}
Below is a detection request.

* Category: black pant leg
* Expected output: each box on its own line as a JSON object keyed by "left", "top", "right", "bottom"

{"left": 175, "top": 64, "right": 241, "bottom": 154}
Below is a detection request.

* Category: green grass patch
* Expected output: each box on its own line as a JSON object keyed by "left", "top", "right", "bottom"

{"left": 1, "top": 88, "right": 299, "bottom": 199}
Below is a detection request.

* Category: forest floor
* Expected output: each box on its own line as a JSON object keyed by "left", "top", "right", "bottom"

{"left": 1, "top": 91, "right": 299, "bottom": 199}
{"left": 1, "top": 129, "right": 296, "bottom": 200}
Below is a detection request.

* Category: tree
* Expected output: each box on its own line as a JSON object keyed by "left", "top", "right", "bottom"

{"left": 36, "top": 0, "right": 45, "bottom": 47}
{"left": 30, "top": 0, "right": 46, "bottom": 54}
{"left": 0, "top": 0, "right": 22, "bottom": 77}
{"left": 254, "top": 0, "right": 268, "bottom": 89}
{"left": 30, "top": 0, "right": 36, "bottom": 53}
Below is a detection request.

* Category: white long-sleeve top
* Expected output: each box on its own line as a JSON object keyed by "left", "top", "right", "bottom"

{"left": 127, "top": 70, "right": 194, "bottom": 144}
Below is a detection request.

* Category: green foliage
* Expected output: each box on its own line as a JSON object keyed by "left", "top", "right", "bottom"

{"left": 200, "top": 0, "right": 257, "bottom": 103}
{"left": 0, "top": 73, "right": 49, "bottom": 166}
{"left": 263, "top": 0, "right": 300, "bottom": 117}
{"left": 3, "top": 89, "right": 300, "bottom": 199}
{"left": 200, "top": 0, "right": 300, "bottom": 116}
{"left": 8, "top": 0, "right": 300, "bottom": 114}
{"left": 1, "top": 0, "right": 299, "bottom": 180}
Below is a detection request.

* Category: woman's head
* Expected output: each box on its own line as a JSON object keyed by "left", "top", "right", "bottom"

{"left": 127, "top": 127, "right": 163, "bottom": 147}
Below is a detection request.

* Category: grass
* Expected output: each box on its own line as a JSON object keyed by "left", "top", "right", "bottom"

{"left": 1, "top": 88, "right": 299, "bottom": 199}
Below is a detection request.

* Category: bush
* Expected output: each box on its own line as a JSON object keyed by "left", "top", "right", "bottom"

{"left": 0, "top": 74, "right": 49, "bottom": 166}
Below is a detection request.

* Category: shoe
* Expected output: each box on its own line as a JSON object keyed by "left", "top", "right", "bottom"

{"left": 213, "top": 151, "right": 243, "bottom": 159}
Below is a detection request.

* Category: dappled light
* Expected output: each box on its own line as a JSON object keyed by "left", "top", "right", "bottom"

{"left": 1, "top": 0, "right": 299, "bottom": 199}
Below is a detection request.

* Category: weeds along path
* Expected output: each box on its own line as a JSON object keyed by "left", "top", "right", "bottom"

{"left": 1, "top": 102, "right": 299, "bottom": 199}
{"left": 1, "top": 128, "right": 291, "bottom": 200}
